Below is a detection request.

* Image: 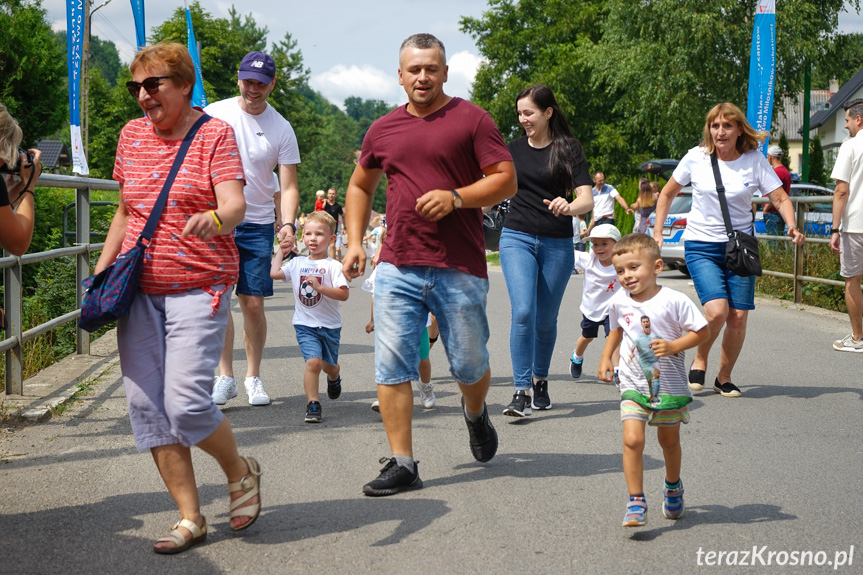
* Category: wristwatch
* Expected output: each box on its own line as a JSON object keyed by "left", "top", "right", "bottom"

{"left": 450, "top": 189, "right": 463, "bottom": 209}
{"left": 831, "top": 228, "right": 840, "bottom": 234}
{"left": 281, "top": 222, "right": 297, "bottom": 233}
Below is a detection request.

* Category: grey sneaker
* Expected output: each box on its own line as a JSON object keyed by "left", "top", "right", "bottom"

{"left": 416, "top": 381, "right": 436, "bottom": 408}
{"left": 212, "top": 375, "right": 237, "bottom": 405}
{"left": 244, "top": 376, "right": 271, "bottom": 406}
{"left": 833, "top": 334, "right": 863, "bottom": 353}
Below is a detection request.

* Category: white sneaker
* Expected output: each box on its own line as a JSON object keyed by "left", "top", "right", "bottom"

{"left": 244, "top": 376, "right": 271, "bottom": 406}
{"left": 833, "top": 334, "right": 863, "bottom": 353}
{"left": 371, "top": 399, "right": 380, "bottom": 412}
{"left": 416, "top": 381, "right": 436, "bottom": 409}
{"left": 212, "top": 375, "right": 237, "bottom": 405}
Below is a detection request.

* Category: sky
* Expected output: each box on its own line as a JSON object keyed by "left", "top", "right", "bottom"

{"left": 42, "top": 0, "right": 863, "bottom": 109}
{"left": 42, "top": 0, "right": 491, "bottom": 108}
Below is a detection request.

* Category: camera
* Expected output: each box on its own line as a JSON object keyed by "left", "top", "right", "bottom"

{"left": 0, "top": 148, "right": 34, "bottom": 175}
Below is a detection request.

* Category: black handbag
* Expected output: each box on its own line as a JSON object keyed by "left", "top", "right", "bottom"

{"left": 709, "top": 152, "right": 762, "bottom": 277}
{"left": 483, "top": 202, "right": 508, "bottom": 251}
{"left": 79, "top": 115, "right": 211, "bottom": 332}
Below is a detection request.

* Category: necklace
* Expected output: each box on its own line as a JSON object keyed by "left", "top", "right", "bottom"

{"left": 155, "top": 110, "right": 192, "bottom": 140}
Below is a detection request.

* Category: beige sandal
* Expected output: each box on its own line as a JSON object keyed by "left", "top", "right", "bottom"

{"left": 153, "top": 516, "right": 207, "bottom": 554}
{"left": 229, "top": 455, "right": 262, "bottom": 531}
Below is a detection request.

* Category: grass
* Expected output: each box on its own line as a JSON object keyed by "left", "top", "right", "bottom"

{"left": 486, "top": 252, "right": 500, "bottom": 266}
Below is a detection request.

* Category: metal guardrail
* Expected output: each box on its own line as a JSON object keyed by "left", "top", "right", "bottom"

{"left": 751, "top": 195, "right": 844, "bottom": 302}
{"left": 2, "top": 173, "right": 117, "bottom": 395}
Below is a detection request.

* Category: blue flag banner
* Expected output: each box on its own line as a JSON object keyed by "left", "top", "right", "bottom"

{"left": 185, "top": 0, "right": 208, "bottom": 108}
{"left": 746, "top": 0, "right": 776, "bottom": 156}
{"left": 66, "top": 0, "right": 89, "bottom": 174}
{"left": 130, "top": 0, "right": 146, "bottom": 50}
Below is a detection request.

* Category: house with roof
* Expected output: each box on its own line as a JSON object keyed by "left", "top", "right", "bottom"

{"left": 809, "top": 68, "right": 863, "bottom": 157}
{"left": 772, "top": 87, "right": 833, "bottom": 174}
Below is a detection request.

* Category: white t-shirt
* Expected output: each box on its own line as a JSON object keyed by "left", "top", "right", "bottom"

{"left": 205, "top": 98, "right": 301, "bottom": 224}
{"left": 280, "top": 256, "right": 348, "bottom": 329}
{"left": 608, "top": 287, "right": 708, "bottom": 405}
{"left": 673, "top": 146, "right": 782, "bottom": 242}
{"left": 592, "top": 184, "right": 619, "bottom": 217}
{"left": 573, "top": 251, "right": 620, "bottom": 321}
{"left": 830, "top": 131, "right": 863, "bottom": 233}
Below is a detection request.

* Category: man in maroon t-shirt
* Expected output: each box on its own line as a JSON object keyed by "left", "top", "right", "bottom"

{"left": 343, "top": 33, "right": 516, "bottom": 496}
{"left": 765, "top": 145, "right": 792, "bottom": 238}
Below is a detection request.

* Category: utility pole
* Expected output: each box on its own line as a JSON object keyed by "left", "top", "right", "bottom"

{"left": 802, "top": 63, "right": 811, "bottom": 182}
{"left": 81, "top": 0, "right": 113, "bottom": 156}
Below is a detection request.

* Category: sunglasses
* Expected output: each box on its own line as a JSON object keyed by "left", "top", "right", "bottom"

{"left": 125, "top": 76, "right": 170, "bottom": 98}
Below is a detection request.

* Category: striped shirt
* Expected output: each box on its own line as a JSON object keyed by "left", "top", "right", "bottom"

{"left": 113, "top": 115, "right": 245, "bottom": 294}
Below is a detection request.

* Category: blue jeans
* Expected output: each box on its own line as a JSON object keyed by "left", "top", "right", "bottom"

{"left": 499, "top": 229, "right": 574, "bottom": 390}
{"left": 373, "top": 263, "right": 490, "bottom": 385}
{"left": 684, "top": 240, "right": 755, "bottom": 310}
{"left": 234, "top": 222, "right": 276, "bottom": 297}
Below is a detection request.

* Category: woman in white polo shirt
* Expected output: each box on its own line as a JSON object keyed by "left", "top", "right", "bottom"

{"left": 653, "top": 103, "right": 803, "bottom": 398}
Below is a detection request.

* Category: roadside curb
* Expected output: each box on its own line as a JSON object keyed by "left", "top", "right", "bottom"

{"left": 3, "top": 330, "right": 121, "bottom": 422}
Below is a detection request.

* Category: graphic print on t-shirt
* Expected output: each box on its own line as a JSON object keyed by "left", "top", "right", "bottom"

{"left": 298, "top": 270, "right": 324, "bottom": 307}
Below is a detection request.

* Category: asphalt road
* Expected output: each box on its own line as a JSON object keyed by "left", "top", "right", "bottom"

{"left": 0, "top": 266, "right": 860, "bottom": 574}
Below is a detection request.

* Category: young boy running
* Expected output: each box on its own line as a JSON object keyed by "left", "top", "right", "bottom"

{"left": 270, "top": 211, "right": 349, "bottom": 423}
{"left": 569, "top": 224, "right": 623, "bottom": 382}
{"left": 598, "top": 233, "right": 709, "bottom": 527}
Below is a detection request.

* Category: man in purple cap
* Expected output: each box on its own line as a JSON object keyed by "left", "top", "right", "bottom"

{"left": 206, "top": 51, "right": 302, "bottom": 406}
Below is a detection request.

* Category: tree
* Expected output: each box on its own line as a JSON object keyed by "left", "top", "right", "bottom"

{"left": 54, "top": 31, "right": 123, "bottom": 87}
{"left": 464, "top": 0, "right": 861, "bottom": 176}
{"left": 778, "top": 132, "right": 791, "bottom": 171}
{"left": 150, "top": 1, "right": 260, "bottom": 101}
{"left": 0, "top": 0, "right": 67, "bottom": 146}
{"left": 228, "top": 6, "right": 268, "bottom": 53}
{"left": 344, "top": 97, "right": 394, "bottom": 147}
{"left": 812, "top": 33, "right": 863, "bottom": 90}
{"left": 809, "top": 134, "right": 825, "bottom": 185}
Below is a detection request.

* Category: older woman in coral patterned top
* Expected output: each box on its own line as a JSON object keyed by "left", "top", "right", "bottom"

{"left": 96, "top": 43, "right": 261, "bottom": 554}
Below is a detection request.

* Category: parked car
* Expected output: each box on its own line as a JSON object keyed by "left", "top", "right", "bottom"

{"left": 648, "top": 187, "right": 692, "bottom": 275}
{"left": 754, "top": 183, "right": 834, "bottom": 236}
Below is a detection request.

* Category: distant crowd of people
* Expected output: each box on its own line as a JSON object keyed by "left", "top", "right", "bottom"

{"left": 4, "top": 28, "right": 863, "bottom": 556}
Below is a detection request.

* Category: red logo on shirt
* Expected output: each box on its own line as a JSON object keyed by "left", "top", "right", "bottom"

{"left": 607, "top": 279, "right": 618, "bottom": 292}
{"left": 298, "top": 274, "right": 323, "bottom": 307}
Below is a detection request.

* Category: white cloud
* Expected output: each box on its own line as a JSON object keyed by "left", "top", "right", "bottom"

{"left": 310, "top": 64, "right": 400, "bottom": 108}
{"left": 446, "top": 50, "right": 484, "bottom": 100}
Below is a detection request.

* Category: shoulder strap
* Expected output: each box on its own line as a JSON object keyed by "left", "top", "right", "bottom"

{"left": 139, "top": 114, "right": 212, "bottom": 242}
{"left": 710, "top": 152, "right": 734, "bottom": 236}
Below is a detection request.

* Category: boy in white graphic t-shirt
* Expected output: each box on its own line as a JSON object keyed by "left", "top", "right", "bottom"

{"left": 569, "top": 224, "right": 623, "bottom": 381}
{"left": 271, "top": 211, "right": 349, "bottom": 423}
{"left": 598, "top": 233, "right": 709, "bottom": 528}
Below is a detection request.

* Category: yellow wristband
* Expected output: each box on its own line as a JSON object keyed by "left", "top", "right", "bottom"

{"left": 208, "top": 210, "right": 222, "bottom": 232}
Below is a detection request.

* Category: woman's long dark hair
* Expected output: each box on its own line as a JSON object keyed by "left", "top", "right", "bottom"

{"left": 516, "top": 85, "right": 583, "bottom": 194}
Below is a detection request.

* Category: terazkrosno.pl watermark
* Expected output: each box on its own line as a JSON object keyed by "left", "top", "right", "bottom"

{"left": 696, "top": 546, "right": 855, "bottom": 569}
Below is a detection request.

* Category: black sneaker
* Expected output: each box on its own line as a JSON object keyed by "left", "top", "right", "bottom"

{"left": 362, "top": 457, "right": 422, "bottom": 496}
{"left": 570, "top": 355, "right": 583, "bottom": 379}
{"left": 502, "top": 390, "right": 532, "bottom": 417}
{"left": 305, "top": 401, "right": 322, "bottom": 422}
{"left": 532, "top": 380, "right": 552, "bottom": 410}
{"left": 463, "top": 399, "right": 498, "bottom": 462}
{"left": 327, "top": 376, "right": 342, "bottom": 400}
{"left": 713, "top": 379, "right": 741, "bottom": 397}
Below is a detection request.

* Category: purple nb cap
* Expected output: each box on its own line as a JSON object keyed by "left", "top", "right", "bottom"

{"left": 238, "top": 51, "right": 276, "bottom": 84}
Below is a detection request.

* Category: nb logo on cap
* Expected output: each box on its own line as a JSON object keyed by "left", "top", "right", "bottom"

{"left": 251, "top": 61, "right": 264, "bottom": 68}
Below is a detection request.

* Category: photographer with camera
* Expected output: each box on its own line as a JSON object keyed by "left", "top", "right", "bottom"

{"left": 0, "top": 103, "right": 41, "bottom": 256}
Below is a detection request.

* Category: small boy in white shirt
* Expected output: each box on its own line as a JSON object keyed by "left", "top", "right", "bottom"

{"left": 569, "top": 224, "right": 623, "bottom": 380}
{"left": 598, "top": 233, "right": 710, "bottom": 527}
{"left": 270, "top": 211, "right": 349, "bottom": 423}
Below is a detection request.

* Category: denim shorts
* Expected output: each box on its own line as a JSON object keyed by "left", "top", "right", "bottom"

{"left": 294, "top": 324, "right": 341, "bottom": 365}
{"left": 234, "top": 222, "right": 275, "bottom": 297}
{"left": 373, "top": 262, "right": 490, "bottom": 385}
{"left": 684, "top": 240, "right": 755, "bottom": 310}
{"left": 581, "top": 314, "right": 610, "bottom": 339}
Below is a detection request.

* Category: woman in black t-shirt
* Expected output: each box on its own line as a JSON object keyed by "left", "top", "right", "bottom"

{"left": 500, "top": 85, "right": 594, "bottom": 418}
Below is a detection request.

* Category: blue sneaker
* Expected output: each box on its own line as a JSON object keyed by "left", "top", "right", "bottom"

{"left": 663, "top": 480, "right": 685, "bottom": 519}
{"left": 623, "top": 497, "right": 647, "bottom": 527}
{"left": 570, "top": 352, "right": 583, "bottom": 379}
